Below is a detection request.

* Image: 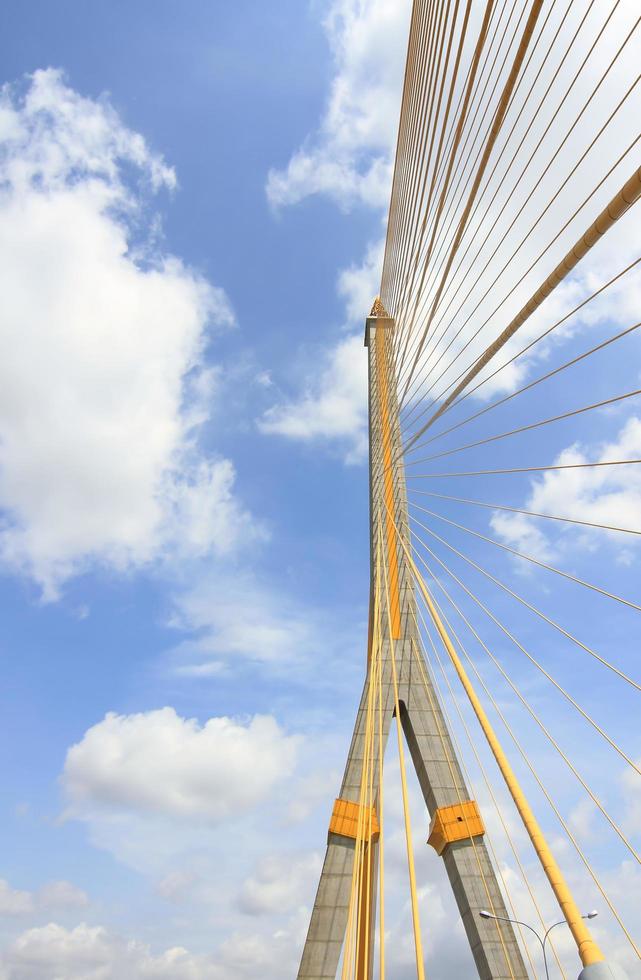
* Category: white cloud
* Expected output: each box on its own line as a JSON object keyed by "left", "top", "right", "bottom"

{"left": 36, "top": 882, "right": 88, "bottom": 912}
{"left": 0, "top": 918, "right": 307, "bottom": 980}
{"left": 154, "top": 870, "right": 199, "bottom": 905}
{"left": 0, "top": 69, "right": 256, "bottom": 598}
{"left": 0, "top": 923, "right": 218, "bottom": 980}
{"left": 258, "top": 333, "right": 368, "bottom": 463}
{"left": 0, "top": 880, "right": 88, "bottom": 918}
{"left": 261, "top": 0, "right": 407, "bottom": 463}
{"left": 0, "top": 883, "right": 34, "bottom": 917}
{"left": 491, "top": 415, "right": 641, "bottom": 558}
{"left": 62, "top": 708, "right": 300, "bottom": 823}
{"left": 238, "top": 852, "right": 321, "bottom": 916}
{"left": 337, "top": 237, "right": 385, "bottom": 323}
{"left": 266, "top": 0, "right": 411, "bottom": 210}
{"left": 168, "top": 567, "right": 326, "bottom": 669}
{"left": 257, "top": 236, "right": 384, "bottom": 463}
{"left": 284, "top": 767, "right": 341, "bottom": 825}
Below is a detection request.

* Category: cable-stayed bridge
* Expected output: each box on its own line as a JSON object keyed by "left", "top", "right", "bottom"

{"left": 297, "top": 1, "right": 641, "bottom": 977}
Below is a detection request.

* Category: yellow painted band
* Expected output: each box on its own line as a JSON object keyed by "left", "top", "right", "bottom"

{"left": 375, "top": 326, "right": 402, "bottom": 639}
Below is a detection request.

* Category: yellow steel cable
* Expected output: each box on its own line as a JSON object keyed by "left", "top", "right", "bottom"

{"left": 409, "top": 560, "right": 641, "bottom": 961}
{"left": 408, "top": 531, "right": 641, "bottom": 790}
{"left": 407, "top": 629, "right": 518, "bottom": 979}
{"left": 398, "top": 0, "right": 628, "bottom": 412}
{"left": 390, "top": 0, "right": 465, "bottom": 318}
{"left": 434, "top": 254, "right": 641, "bottom": 417}
{"left": 404, "top": 320, "right": 641, "bottom": 451}
{"left": 362, "top": 581, "right": 386, "bottom": 980}
{"left": 408, "top": 459, "right": 641, "bottom": 480}
{"left": 409, "top": 487, "right": 641, "bottom": 537}
{"left": 381, "top": 0, "right": 428, "bottom": 305}
{"left": 342, "top": 578, "right": 380, "bottom": 980}
{"left": 389, "top": 0, "right": 455, "bottom": 315}
{"left": 379, "top": 514, "right": 427, "bottom": 980}
{"left": 410, "top": 502, "right": 641, "bottom": 613}
{"left": 408, "top": 515, "right": 641, "bottom": 697}
{"left": 397, "top": 0, "right": 545, "bottom": 405}
{"left": 396, "top": 0, "right": 497, "bottom": 317}
{"left": 390, "top": 0, "right": 445, "bottom": 312}
{"left": 389, "top": 3, "right": 485, "bottom": 342}
{"left": 384, "top": 0, "right": 436, "bottom": 309}
{"left": 376, "top": 324, "right": 402, "bottom": 638}
{"left": 391, "top": 0, "right": 474, "bottom": 323}
{"left": 420, "top": 557, "right": 641, "bottom": 869}
{"left": 406, "top": 386, "right": 641, "bottom": 464}
{"left": 359, "top": 642, "right": 378, "bottom": 978}
{"left": 399, "top": 253, "right": 641, "bottom": 438}
{"left": 396, "top": 0, "right": 520, "bottom": 333}
{"left": 387, "top": 509, "right": 605, "bottom": 968}
{"left": 412, "top": 582, "right": 639, "bottom": 967}
{"left": 341, "top": 705, "right": 369, "bottom": 977}
{"left": 396, "top": 0, "right": 540, "bottom": 377}
{"left": 376, "top": 583, "right": 386, "bottom": 980}
{"left": 361, "top": 562, "right": 385, "bottom": 980}
{"left": 400, "top": 2, "right": 633, "bottom": 411}
{"left": 411, "top": 164, "right": 641, "bottom": 441}
{"left": 396, "top": 0, "right": 580, "bottom": 396}
{"left": 361, "top": 688, "right": 377, "bottom": 978}
{"left": 401, "top": 118, "right": 641, "bottom": 425}
{"left": 355, "top": 631, "right": 378, "bottom": 979}
{"left": 398, "top": 0, "right": 560, "bottom": 327}
{"left": 413, "top": 602, "right": 562, "bottom": 979}
{"left": 394, "top": 0, "right": 517, "bottom": 372}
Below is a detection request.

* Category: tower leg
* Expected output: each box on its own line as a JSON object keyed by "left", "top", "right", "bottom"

{"left": 297, "top": 677, "right": 390, "bottom": 980}
{"left": 399, "top": 654, "right": 528, "bottom": 980}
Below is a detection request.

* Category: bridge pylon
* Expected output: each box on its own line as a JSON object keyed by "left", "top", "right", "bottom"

{"left": 296, "top": 302, "right": 529, "bottom": 980}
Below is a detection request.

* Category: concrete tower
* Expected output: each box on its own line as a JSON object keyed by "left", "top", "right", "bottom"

{"left": 296, "top": 303, "right": 528, "bottom": 980}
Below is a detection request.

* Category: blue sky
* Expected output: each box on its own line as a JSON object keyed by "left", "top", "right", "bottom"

{"left": 0, "top": 1, "right": 640, "bottom": 977}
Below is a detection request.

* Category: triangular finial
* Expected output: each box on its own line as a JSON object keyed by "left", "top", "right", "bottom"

{"left": 369, "top": 296, "right": 389, "bottom": 318}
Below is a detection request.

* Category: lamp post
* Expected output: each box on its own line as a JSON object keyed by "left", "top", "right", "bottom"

{"left": 479, "top": 909, "right": 598, "bottom": 979}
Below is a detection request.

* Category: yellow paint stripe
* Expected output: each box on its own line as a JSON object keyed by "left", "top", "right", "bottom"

{"left": 376, "top": 325, "right": 402, "bottom": 638}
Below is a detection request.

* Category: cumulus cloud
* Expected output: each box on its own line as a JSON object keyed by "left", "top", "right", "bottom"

{"left": 0, "top": 880, "right": 88, "bottom": 917}
{"left": 258, "top": 0, "right": 410, "bottom": 464}
{"left": 0, "top": 923, "right": 222, "bottom": 980}
{"left": 0, "top": 917, "right": 307, "bottom": 979}
{"left": 0, "top": 883, "right": 34, "bottom": 917}
{"left": 260, "top": 0, "right": 407, "bottom": 462}
{"left": 261, "top": 0, "right": 412, "bottom": 463}
{"left": 491, "top": 415, "right": 641, "bottom": 559}
{"left": 168, "top": 567, "right": 331, "bottom": 670}
{"left": 337, "top": 237, "right": 385, "bottom": 323}
{"left": 154, "top": 870, "right": 199, "bottom": 904}
{"left": 238, "top": 852, "right": 321, "bottom": 916}
{"left": 0, "top": 69, "right": 256, "bottom": 598}
{"left": 62, "top": 707, "right": 300, "bottom": 822}
{"left": 257, "top": 235, "right": 385, "bottom": 463}
{"left": 258, "top": 334, "right": 368, "bottom": 463}
{"left": 266, "top": 0, "right": 411, "bottom": 211}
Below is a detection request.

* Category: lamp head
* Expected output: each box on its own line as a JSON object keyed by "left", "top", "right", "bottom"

{"left": 479, "top": 910, "right": 492, "bottom": 920}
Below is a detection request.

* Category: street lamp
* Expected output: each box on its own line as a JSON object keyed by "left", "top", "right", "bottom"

{"left": 479, "top": 909, "right": 598, "bottom": 979}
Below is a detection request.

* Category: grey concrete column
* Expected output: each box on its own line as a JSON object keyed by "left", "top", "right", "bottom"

{"left": 297, "top": 674, "right": 391, "bottom": 980}
{"left": 297, "top": 309, "right": 529, "bottom": 979}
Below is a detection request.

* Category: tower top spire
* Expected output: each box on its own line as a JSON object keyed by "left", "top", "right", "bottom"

{"left": 369, "top": 296, "right": 389, "bottom": 318}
